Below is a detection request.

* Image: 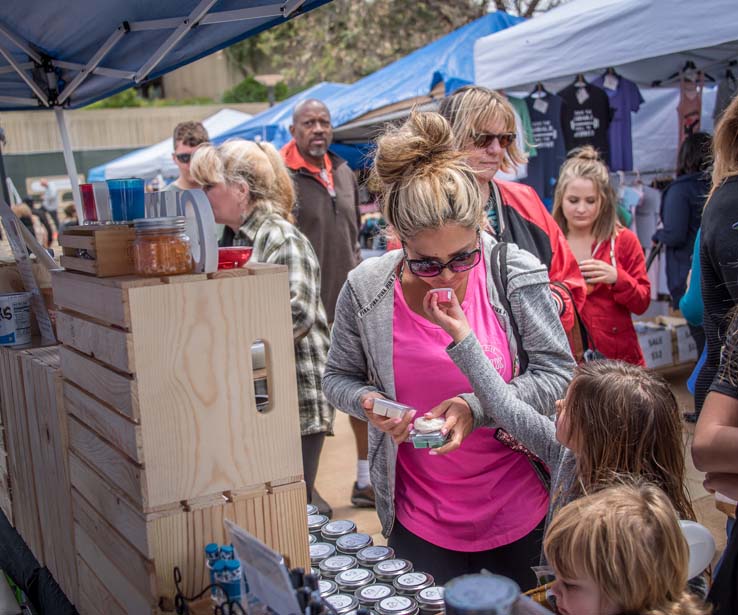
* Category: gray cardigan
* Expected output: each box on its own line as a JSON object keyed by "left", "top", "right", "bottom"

{"left": 322, "top": 233, "right": 575, "bottom": 537}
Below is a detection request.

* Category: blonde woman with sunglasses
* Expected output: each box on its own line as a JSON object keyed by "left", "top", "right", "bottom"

{"left": 323, "top": 112, "right": 574, "bottom": 587}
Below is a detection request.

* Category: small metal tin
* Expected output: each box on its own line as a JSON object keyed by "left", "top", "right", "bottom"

{"left": 321, "top": 519, "right": 357, "bottom": 543}
{"left": 310, "top": 542, "right": 336, "bottom": 565}
{"left": 376, "top": 595, "right": 419, "bottom": 615}
{"left": 393, "top": 572, "right": 434, "bottom": 596}
{"left": 373, "top": 559, "right": 414, "bottom": 583}
{"left": 357, "top": 546, "right": 395, "bottom": 568}
{"left": 319, "top": 579, "right": 339, "bottom": 597}
{"left": 416, "top": 587, "right": 445, "bottom": 615}
{"left": 309, "top": 534, "right": 317, "bottom": 545}
{"left": 308, "top": 514, "right": 330, "bottom": 539}
{"left": 357, "top": 583, "right": 396, "bottom": 607}
{"left": 335, "top": 567, "right": 376, "bottom": 593}
{"left": 444, "top": 574, "right": 519, "bottom": 615}
{"left": 326, "top": 593, "right": 360, "bottom": 615}
{"left": 310, "top": 567, "right": 321, "bottom": 579}
{"left": 307, "top": 503, "right": 319, "bottom": 516}
{"left": 319, "top": 554, "right": 358, "bottom": 578}
{"left": 336, "top": 532, "right": 374, "bottom": 554}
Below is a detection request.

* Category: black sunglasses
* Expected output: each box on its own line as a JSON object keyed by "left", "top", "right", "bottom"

{"left": 403, "top": 233, "right": 482, "bottom": 278}
{"left": 174, "top": 153, "right": 192, "bottom": 163}
{"left": 471, "top": 132, "right": 516, "bottom": 149}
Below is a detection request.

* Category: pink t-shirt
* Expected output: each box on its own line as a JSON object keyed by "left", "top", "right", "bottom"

{"left": 392, "top": 257, "right": 549, "bottom": 551}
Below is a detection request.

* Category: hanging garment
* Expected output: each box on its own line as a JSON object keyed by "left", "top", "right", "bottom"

{"left": 713, "top": 71, "right": 738, "bottom": 121}
{"left": 507, "top": 95, "right": 537, "bottom": 157}
{"left": 557, "top": 80, "right": 612, "bottom": 164}
{"left": 521, "top": 92, "right": 567, "bottom": 201}
{"left": 678, "top": 71, "right": 704, "bottom": 146}
{"left": 496, "top": 105, "right": 529, "bottom": 181}
{"left": 592, "top": 74, "right": 644, "bottom": 172}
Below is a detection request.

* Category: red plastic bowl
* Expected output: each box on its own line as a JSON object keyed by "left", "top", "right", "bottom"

{"left": 218, "top": 247, "right": 253, "bottom": 270}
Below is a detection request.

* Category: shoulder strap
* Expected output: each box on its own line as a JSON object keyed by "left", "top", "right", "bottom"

{"left": 490, "top": 242, "right": 529, "bottom": 374}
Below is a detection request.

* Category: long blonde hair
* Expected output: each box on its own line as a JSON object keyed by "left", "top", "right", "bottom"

{"left": 371, "top": 111, "right": 485, "bottom": 240}
{"left": 552, "top": 146, "right": 618, "bottom": 242}
{"left": 190, "top": 139, "right": 296, "bottom": 222}
{"left": 438, "top": 85, "right": 527, "bottom": 175}
{"left": 545, "top": 483, "right": 711, "bottom": 615}
{"left": 710, "top": 94, "right": 738, "bottom": 199}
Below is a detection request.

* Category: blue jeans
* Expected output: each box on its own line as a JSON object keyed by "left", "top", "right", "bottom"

{"left": 715, "top": 516, "right": 736, "bottom": 577}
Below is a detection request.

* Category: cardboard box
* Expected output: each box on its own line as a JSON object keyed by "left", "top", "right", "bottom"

{"left": 636, "top": 323, "right": 674, "bottom": 369}
{"left": 675, "top": 324, "right": 699, "bottom": 363}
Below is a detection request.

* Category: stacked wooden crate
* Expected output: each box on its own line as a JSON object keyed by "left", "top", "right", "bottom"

{"left": 52, "top": 264, "right": 309, "bottom": 614}
{"left": 0, "top": 345, "right": 78, "bottom": 604}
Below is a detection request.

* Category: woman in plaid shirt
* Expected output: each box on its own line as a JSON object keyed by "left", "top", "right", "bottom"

{"left": 191, "top": 139, "right": 334, "bottom": 504}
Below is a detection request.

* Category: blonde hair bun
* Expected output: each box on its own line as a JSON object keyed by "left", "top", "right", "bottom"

{"left": 568, "top": 145, "right": 602, "bottom": 162}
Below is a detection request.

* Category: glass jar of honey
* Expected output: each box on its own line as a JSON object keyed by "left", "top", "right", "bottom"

{"left": 133, "top": 217, "right": 194, "bottom": 276}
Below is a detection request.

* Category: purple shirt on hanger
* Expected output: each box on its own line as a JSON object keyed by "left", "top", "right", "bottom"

{"left": 593, "top": 74, "right": 644, "bottom": 172}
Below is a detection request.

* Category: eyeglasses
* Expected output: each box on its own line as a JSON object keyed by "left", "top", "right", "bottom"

{"left": 174, "top": 153, "right": 192, "bottom": 164}
{"left": 471, "top": 132, "right": 516, "bottom": 149}
{"left": 403, "top": 234, "right": 482, "bottom": 278}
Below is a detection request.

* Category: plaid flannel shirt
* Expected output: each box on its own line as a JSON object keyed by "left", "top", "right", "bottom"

{"left": 232, "top": 207, "right": 334, "bottom": 436}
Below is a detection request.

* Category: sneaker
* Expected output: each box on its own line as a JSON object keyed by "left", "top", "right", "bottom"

{"left": 351, "top": 482, "right": 376, "bottom": 508}
{"left": 311, "top": 488, "right": 333, "bottom": 519}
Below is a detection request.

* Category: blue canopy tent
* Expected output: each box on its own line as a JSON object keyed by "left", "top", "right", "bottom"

{"left": 0, "top": 0, "right": 332, "bottom": 215}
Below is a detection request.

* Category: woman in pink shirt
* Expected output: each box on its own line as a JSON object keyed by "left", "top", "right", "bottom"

{"left": 322, "top": 112, "right": 574, "bottom": 587}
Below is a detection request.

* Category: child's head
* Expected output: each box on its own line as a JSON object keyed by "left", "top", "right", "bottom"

{"left": 552, "top": 146, "right": 617, "bottom": 241}
{"left": 555, "top": 360, "right": 695, "bottom": 521}
{"left": 544, "top": 483, "right": 711, "bottom": 615}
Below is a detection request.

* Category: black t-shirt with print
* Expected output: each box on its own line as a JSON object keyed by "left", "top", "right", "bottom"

{"left": 557, "top": 82, "right": 612, "bottom": 164}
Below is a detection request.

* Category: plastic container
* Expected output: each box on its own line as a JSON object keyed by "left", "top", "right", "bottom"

{"left": 321, "top": 519, "right": 357, "bottom": 543}
{"left": 210, "top": 560, "right": 226, "bottom": 603}
{"left": 357, "top": 546, "right": 395, "bottom": 568}
{"left": 373, "top": 559, "right": 413, "bottom": 584}
{"left": 444, "top": 574, "right": 520, "bottom": 615}
{"left": 79, "top": 183, "right": 98, "bottom": 224}
{"left": 336, "top": 532, "right": 374, "bottom": 555}
{"left": 393, "top": 572, "right": 434, "bottom": 596}
{"left": 218, "top": 246, "right": 253, "bottom": 270}
{"left": 0, "top": 292, "right": 31, "bottom": 347}
{"left": 376, "top": 595, "right": 419, "bottom": 615}
{"left": 319, "top": 555, "right": 358, "bottom": 579}
{"left": 107, "top": 178, "right": 144, "bottom": 222}
{"left": 335, "top": 567, "right": 375, "bottom": 593}
{"left": 357, "top": 584, "right": 396, "bottom": 607}
{"left": 220, "top": 545, "right": 235, "bottom": 560}
{"left": 133, "top": 217, "right": 193, "bottom": 276}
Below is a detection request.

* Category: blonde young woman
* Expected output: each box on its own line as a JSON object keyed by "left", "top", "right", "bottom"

{"left": 322, "top": 112, "right": 574, "bottom": 587}
{"left": 545, "top": 484, "right": 711, "bottom": 615}
{"left": 552, "top": 147, "right": 650, "bottom": 366}
{"left": 190, "top": 139, "right": 333, "bottom": 505}
{"left": 694, "top": 94, "right": 738, "bottom": 416}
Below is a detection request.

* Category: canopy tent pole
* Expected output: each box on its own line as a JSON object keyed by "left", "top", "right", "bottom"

{"left": 54, "top": 108, "right": 83, "bottom": 221}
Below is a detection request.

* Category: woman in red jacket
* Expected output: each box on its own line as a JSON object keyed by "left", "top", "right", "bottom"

{"left": 552, "top": 147, "right": 651, "bottom": 365}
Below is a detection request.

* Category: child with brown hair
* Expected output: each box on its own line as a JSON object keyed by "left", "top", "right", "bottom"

{"left": 544, "top": 483, "right": 711, "bottom": 615}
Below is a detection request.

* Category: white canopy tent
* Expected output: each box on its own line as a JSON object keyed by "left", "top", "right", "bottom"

{"left": 88, "top": 108, "right": 252, "bottom": 181}
{"left": 475, "top": 0, "right": 738, "bottom": 91}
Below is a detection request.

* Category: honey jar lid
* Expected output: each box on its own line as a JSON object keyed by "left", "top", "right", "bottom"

{"left": 133, "top": 216, "right": 186, "bottom": 231}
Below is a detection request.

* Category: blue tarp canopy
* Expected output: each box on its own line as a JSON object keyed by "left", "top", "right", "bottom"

{"left": 0, "top": 0, "right": 331, "bottom": 111}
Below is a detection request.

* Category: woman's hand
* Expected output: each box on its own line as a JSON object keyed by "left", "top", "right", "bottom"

{"left": 423, "top": 396, "right": 474, "bottom": 456}
{"left": 422, "top": 289, "right": 471, "bottom": 344}
{"left": 703, "top": 472, "right": 738, "bottom": 501}
{"left": 579, "top": 258, "right": 618, "bottom": 286}
{"left": 361, "top": 392, "right": 416, "bottom": 445}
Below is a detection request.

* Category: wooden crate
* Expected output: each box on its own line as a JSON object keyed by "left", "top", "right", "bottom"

{"left": 59, "top": 224, "right": 135, "bottom": 278}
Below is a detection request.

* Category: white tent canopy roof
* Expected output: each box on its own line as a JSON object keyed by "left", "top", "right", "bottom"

{"left": 90, "top": 108, "right": 252, "bottom": 181}
{"left": 475, "top": 0, "right": 738, "bottom": 91}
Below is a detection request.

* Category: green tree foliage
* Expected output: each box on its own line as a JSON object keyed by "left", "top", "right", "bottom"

{"left": 224, "top": 0, "right": 488, "bottom": 86}
{"left": 222, "top": 75, "right": 290, "bottom": 103}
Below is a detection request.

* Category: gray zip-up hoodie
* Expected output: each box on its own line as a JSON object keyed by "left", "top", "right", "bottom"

{"left": 322, "top": 233, "right": 575, "bottom": 537}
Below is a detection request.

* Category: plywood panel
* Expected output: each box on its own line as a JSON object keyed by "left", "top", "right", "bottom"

{"left": 128, "top": 271, "right": 302, "bottom": 509}
{"left": 56, "top": 311, "right": 135, "bottom": 373}
{"left": 76, "top": 558, "right": 127, "bottom": 615}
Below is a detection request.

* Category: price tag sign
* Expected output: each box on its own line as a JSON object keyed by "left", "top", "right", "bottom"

{"left": 603, "top": 74, "right": 619, "bottom": 91}
{"left": 576, "top": 87, "right": 590, "bottom": 105}
{"left": 533, "top": 97, "right": 549, "bottom": 114}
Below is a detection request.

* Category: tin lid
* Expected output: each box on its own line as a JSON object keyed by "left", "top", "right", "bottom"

{"left": 307, "top": 504, "right": 319, "bottom": 516}
{"left": 310, "top": 567, "right": 321, "bottom": 578}
{"left": 310, "top": 542, "right": 336, "bottom": 563}
{"left": 336, "top": 567, "right": 375, "bottom": 589}
{"left": 319, "top": 579, "right": 339, "bottom": 597}
{"left": 357, "top": 584, "right": 396, "bottom": 606}
{"left": 357, "top": 546, "right": 395, "bottom": 566}
{"left": 336, "top": 532, "right": 374, "bottom": 554}
{"left": 444, "top": 574, "right": 519, "bottom": 615}
{"left": 376, "top": 595, "right": 419, "bottom": 615}
{"left": 393, "top": 572, "right": 434, "bottom": 594}
{"left": 133, "top": 216, "right": 186, "bottom": 231}
{"left": 308, "top": 514, "right": 330, "bottom": 531}
{"left": 321, "top": 519, "right": 357, "bottom": 541}
{"left": 416, "top": 587, "right": 445, "bottom": 607}
{"left": 373, "top": 559, "right": 413, "bottom": 581}
{"left": 309, "top": 534, "right": 318, "bottom": 545}
{"left": 212, "top": 560, "right": 226, "bottom": 572}
{"left": 319, "top": 555, "right": 358, "bottom": 577}
{"left": 326, "top": 593, "right": 360, "bottom": 614}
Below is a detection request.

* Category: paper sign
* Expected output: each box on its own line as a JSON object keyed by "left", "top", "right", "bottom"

{"left": 603, "top": 74, "right": 619, "bottom": 91}
{"left": 533, "top": 98, "right": 549, "bottom": 115}
{"left": 576, "top": 87, "right": 590, "bottom": 105}
{"left": 0, "top": 199, "right": 56, "bottom": 344}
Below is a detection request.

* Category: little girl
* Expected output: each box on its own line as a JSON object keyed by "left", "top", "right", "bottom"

{"left": 544, "top": 483, "right": 711, "bottom": 615}
{"left": 421, "top": 289, "right": 695, "bottom": 532}
{"left": 552, "top": 147, "right": 650, "bottom": 366}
